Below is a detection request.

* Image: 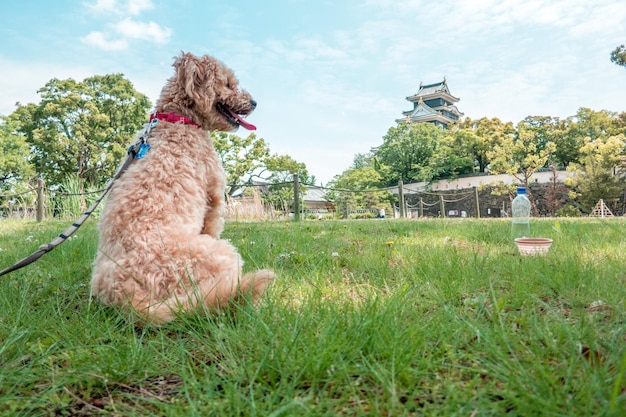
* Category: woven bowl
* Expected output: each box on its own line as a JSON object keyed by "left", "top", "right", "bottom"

{"left": 514, "top": 237, "right": 553, "bottom": 256}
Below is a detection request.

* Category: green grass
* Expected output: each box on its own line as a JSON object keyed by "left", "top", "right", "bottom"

{"left": 0, "top": 217, "right": 625, "bottom": 416}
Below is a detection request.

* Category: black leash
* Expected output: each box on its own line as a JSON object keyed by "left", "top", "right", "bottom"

{"left": 0, "top": 118, "right": 158, "bottom": 277}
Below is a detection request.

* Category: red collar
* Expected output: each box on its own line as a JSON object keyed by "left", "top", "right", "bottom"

{"left": 150, "top": 112, "right": 201, "bottom": 128}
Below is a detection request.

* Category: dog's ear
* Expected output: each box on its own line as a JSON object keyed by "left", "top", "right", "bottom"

{"left": 174, "top": 52, "right": 216, "bottom": 113}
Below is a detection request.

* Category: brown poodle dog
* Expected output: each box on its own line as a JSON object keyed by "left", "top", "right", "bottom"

{"left": 91, "top": 52, "right": 275, "bottom": 325}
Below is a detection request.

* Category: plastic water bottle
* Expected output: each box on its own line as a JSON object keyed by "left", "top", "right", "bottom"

{"left": 511, "top": 187, "right": 531, "bottom": 239}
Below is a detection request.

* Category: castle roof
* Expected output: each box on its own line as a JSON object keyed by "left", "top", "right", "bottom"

{"left": 406, "top": 78, "right": 460, "bottom": 103}
{"left": 395, "top": 99, "right": 453, "bottom": 125}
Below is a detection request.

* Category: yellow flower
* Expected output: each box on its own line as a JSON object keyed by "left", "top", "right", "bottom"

{"left": 386, "top": 241, "right": 394, "bottom": 247}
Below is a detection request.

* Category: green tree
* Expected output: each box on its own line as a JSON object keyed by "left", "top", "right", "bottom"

{"left": 10, "top": 74, "right": 151, "bottom": 190}
{"left": 212, "top": 131, "right": 271, "bottom": 196}
{"left": 550, "top": 116, "right": 582, "bottom": 167}
{"left": 0, "top": 116, "right": 34, "bottom": 189}
{"left": 611, "top": 44, "right": 626, "bottom": 68}
{"left": 553, "top": 108, "right": 626, "bottom": 168}
{"left": 456, "top": 117, "right": 515, "bottom": 173}
{"left": 349, "top": 152, "right": 392, "bottom": 180}
{"left": 565, "top": 134, "right": 626, "bottom": 212}
{"left": 375, "top": 122, "right": 447, "bottom": 185}
{"left": 327, "top": 155, "right": 393, "bottom": 218}
{"left": 547, "top": 109, "right": 626, "bottom": 168}
{"left": 574, "top": 108, "right": 626, "bottom": 138}
{"left": 488, "top": 121, "right": 556, "bottom": 211}
{"left": 351, "top": 152, "right": 372, "bottom": 169}
{"left": 518, "top": 116, "right": 560, "bottom": 152}
{"left": 263, "top": 154, "right": 312, "bottom": 184}
{"left": 211, "top": 130, "right": 312, "bottom": 212}
{"left": 262, "top": 154, "right": 312, "bottom": 213}
{"left": 431, "top": 130, "right": 476, "bottom": 178}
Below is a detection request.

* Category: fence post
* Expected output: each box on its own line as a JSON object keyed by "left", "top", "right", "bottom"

{"left": 398, "top": 178, "right": 405, "bottom": 218}
{"left": 474, "top": 186, "right": 481, "bottom": 218}
{"left": 439, "top": 195, "right": 445, "bottom": 218}
{"left": 293, "top": 173, "right": 300, "bottom": 221}
{"left": 419, "top": 197, "right": 424, "bottom": 218}
{"left": 37, "top": 178, "right": 44, "bottom": 222}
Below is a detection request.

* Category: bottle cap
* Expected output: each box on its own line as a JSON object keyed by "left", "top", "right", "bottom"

{"left": 517, "top": 187, "right": 526, "bottom": 194}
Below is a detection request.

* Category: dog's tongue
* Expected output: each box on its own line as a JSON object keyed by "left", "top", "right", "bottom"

{"left": 228, "top": 108, "right": 256, "bottom": 130}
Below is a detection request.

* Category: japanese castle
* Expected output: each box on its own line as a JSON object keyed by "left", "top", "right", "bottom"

{"left": 396, "top": 78, "right": 463, "bottom": 128}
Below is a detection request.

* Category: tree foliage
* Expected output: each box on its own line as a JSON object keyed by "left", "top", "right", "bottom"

{"left": 488, "top": 120, "right": 556, "bottom": 208}
{"left": 376, "top": 122, "right": 447, "bottom": 185}
{"left": 549, "top": 116, "right": 583, "bottom": 167}
{"left": 327, "top": 154, "right": 393, "bottom": 217}
{"left": 565, "top": 134, "right": 626, "bottom": 211}
{"left": 456, "top": 117, "right": 515, "bottom": 172}
{"left": 211, "top": 130, "right": 312, "bottom": 210}
{"left": 10, "top": 74, "right": 151, "bottom": 189}
{"left": 610, "top": 44, "right": 626, "bottom": 68}
{"left": 212, "top": 131, "right": 271, "bottom": 196}
{"left": 263, "top": 154, "right": 311, "bottom": 184}
{"left": 262, "top": 154, "right": 313, "bottom": 212}
{"left": 431, "top": 130, "right": 475, "bottom": 178}
{"left": 0, "top": 116, "right": 34, "bottom": 189}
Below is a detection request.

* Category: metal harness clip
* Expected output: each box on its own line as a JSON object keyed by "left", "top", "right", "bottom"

{"left": 129, "top": 118, "right": 158, "bottom": 159}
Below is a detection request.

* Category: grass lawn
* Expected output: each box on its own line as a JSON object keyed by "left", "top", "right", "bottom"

{"left": 0, "top": 217, "right": 624, "bottom": 416}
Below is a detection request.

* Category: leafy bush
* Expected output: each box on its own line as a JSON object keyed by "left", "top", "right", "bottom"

{"left": 556, "top": 204, "right": 582, "bottom": 217}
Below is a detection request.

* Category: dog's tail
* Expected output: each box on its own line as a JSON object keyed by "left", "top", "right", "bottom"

{"left": 133, "top": 269, "right": 276, "bottom": 325}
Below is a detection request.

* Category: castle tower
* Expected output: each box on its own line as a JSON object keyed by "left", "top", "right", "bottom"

{"left": 396, "top": 78, "right": 463, "bottom": 127}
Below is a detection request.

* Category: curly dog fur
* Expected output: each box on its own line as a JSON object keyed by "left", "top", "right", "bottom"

{"left": 91, "top": 52, "right": 275, "bottom": 325}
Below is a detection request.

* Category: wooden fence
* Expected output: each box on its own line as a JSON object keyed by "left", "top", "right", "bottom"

{"left": 3, "top": 175, "right": 619, "bottom": 222}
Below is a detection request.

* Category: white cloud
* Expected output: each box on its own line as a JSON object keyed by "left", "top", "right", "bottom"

{"left": 85, "top": 0, "right": 117, "bottom": 13}
{"left": 569, "top": 2, "right": 626, "bottom": 37}
{"left": 127, "top": 0, "right": 154, "bottom": 15}
{"left": 81, "top": 0, "right": 168, "bottom": 51}
{"left": 363, "top": 0, "right": 622, "bottom": 41}
{"left": 114, "top": 18, "right": 172, "bottom": 42}
{"left": 81, "top": 31, "right": 128, "bottom": 51}
{"left": 85, "top": 0, "right": 153, "bottom": 15}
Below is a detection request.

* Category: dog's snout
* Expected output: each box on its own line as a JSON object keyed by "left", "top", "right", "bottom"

{"left": 250, "top": 99, "right": 257, "bottom": 109}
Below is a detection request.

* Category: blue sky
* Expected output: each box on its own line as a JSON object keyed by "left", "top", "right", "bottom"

{"left": 1, "top": 0, "right": 625, "bottom": 184}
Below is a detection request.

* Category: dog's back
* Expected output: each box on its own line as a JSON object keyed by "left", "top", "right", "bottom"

{"left": 90, "top": 53, "right": 275, "bottom": 324}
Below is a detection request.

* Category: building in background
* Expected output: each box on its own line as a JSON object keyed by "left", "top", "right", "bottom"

{"left": 396, "top": 78, "right": 463, "bottom": 127}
